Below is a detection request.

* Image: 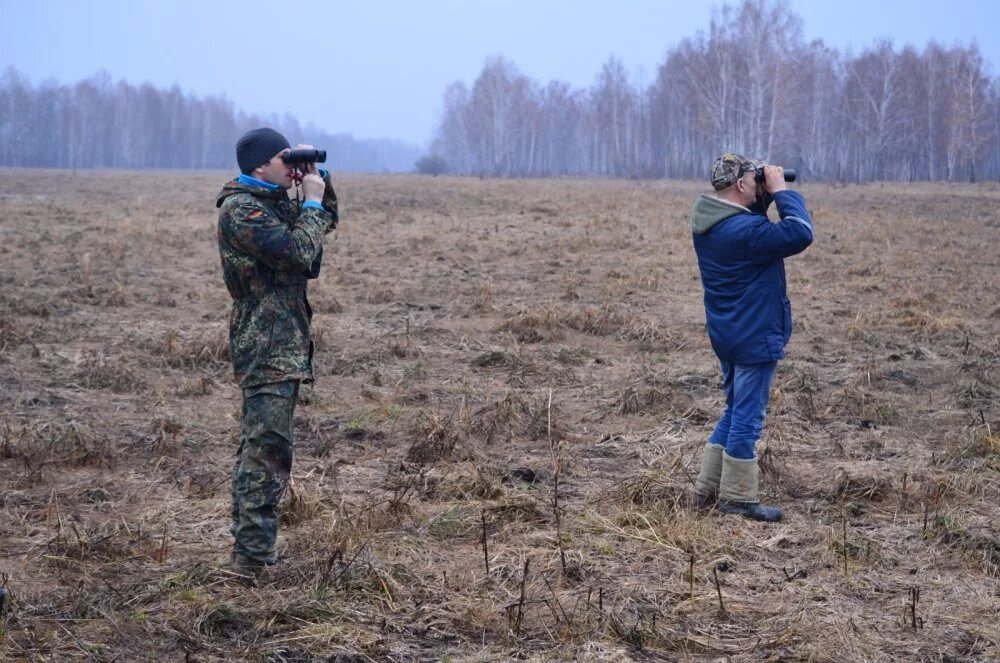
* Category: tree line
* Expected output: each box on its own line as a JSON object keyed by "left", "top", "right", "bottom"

{"left": 431, "top": 0, "right": 1000, "bottom": 182}
{"left": 0, "top": 68, "right": 420, "bottom": 173}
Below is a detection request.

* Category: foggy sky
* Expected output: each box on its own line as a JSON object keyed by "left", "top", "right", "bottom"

{"left": 3, "top": 0, "right": 998, "bottom": 147}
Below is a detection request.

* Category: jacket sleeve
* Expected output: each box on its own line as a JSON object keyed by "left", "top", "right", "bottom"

{"left": 745, "top": 190, "right": 813, "bottom": 264}
{"left": 300, "top": 172, "right": 340, "bottom": 278}
{"left": 221, "top": 195, "right": 329, "bottom": 273}
{"left": 318, "top": 169, "right": 339, "bottom": 233}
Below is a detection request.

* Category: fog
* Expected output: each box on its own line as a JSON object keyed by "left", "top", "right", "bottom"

{"left": 3, "top": 0, "right": 997, "bottom": 147}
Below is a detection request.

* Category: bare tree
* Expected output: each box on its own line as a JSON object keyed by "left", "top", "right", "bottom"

{"left": 4, "top": 0, "right": 1000, "bottom": 180}
{"left": 946, "top": 47, "right": 996, "bottom": 181}
{"left": 430, "top": 0, "right": 1000, "bottom": 182}
{"left": 592, "top": 56, "right": 635, "bottom": 176}
{"left": 0, "top": 68, "right": 419, "bottom": 171}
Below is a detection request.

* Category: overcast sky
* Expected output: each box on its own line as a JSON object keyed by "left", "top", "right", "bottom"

{"left": 3, "top": 0, "right": 998, "bottom": 146}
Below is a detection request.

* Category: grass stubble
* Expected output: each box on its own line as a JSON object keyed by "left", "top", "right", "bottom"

{"left": 0, "top": 171, "right": 998, "bottom": 660}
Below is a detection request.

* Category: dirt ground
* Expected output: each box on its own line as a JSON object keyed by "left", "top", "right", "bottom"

{"left": 0, "top": 170, "right": 998, "bottom": 661}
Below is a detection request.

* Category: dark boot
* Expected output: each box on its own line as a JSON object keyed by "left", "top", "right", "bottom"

{"left": 718, "top": 500, "right": 783, "bottom": 522}
{"left": 230, "top": 551, "right": 275, "bottom": 575}
{"left": 692, "top": 491, "right": 717, "bottom": 510}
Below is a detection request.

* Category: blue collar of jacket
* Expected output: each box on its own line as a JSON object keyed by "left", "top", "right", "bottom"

{"left": 237, "top": 173, "right": 280, "bottom": 190}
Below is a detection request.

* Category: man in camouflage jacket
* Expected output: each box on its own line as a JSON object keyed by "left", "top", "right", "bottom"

{"left": 216, "top": 128, "right": 338, "bottom": 569}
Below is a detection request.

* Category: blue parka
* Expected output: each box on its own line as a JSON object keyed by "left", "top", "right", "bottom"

{"left": 690, "top": 190, "right": 813, "bottom": 365}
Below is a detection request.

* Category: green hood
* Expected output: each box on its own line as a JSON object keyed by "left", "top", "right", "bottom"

{"left": 690, "top": 194, "right": 748, "bottom": 235}
{"left": 215, "top": 178, "right": 285, "bottom": 209}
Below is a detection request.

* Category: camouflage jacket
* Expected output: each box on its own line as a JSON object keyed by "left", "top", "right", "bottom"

{"left": 216, "top": 173, "right": 338, "bottom": 388}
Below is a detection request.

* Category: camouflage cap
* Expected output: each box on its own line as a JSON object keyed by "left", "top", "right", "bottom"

{"left": 710, "top": 153, "right": 759, "bottom": 190}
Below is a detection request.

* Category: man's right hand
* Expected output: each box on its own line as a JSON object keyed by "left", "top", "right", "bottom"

{"left": 301, "top": 173, "right": 324, "bottom": 202}
{"left": 763, "top": 165, "right": 787, "bottom": 195}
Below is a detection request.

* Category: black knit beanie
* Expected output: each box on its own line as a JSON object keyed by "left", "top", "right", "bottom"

{"left": 236, "top": 128, "right": 291, "bottom": 173}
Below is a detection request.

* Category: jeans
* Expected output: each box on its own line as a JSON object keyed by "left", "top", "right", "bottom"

{"left": 708, "top": 361, "right": 777, "bottom": 460}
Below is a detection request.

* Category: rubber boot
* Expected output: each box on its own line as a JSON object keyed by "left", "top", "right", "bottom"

{"left": 718, "top": 452, "right": 782, "bottom": 522}
{"left": 693, "top": 443, "right": 724, "bottom": 509}
{"left": 230, "top": 551, "right": 276, "bottom": 576}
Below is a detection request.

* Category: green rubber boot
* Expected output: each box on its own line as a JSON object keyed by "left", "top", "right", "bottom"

{"left": 693, "top": 443, "right": 724, "bottom": 509}
{"left": 718, "top": 452, "right": 782, "bottom": 522}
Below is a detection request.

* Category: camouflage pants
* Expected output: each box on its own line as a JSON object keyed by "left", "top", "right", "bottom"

{"left": 230, "top": 380, "right": 299, "bottom": 564}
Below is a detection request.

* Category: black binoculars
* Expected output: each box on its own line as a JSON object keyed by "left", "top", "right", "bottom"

{"left": 754, "top": 166, "right": 796, "bottom": 183}
{"left": 282, "top": 148, "right": 327, "bottom": 164}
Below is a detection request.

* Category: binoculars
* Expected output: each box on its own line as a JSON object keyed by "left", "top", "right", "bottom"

{"left": 755, "top": 167, "right": 796, "bottom": 183}
{"left": 282, "top": 148, "right": 327, "bottom": 164}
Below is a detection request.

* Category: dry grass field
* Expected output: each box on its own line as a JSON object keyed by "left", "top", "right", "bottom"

{"left": 0, "top": 169, "right": 998, "bottom": 661}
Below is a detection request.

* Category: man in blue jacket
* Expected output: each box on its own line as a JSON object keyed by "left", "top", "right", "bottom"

{"left": 690, "top": 153, "right": 813, "bottom": 522}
